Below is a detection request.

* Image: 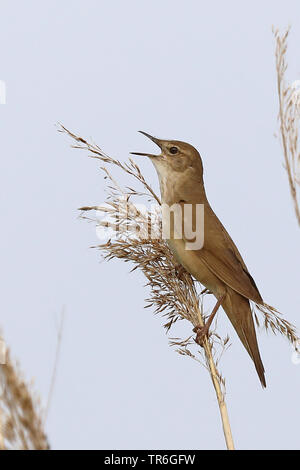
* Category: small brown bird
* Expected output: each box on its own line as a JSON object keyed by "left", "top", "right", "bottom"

{"left": 131, "top": 131, "right": 266, "bottom": 387}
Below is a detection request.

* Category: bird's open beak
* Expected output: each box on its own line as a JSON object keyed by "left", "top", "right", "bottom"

{"left": 130, "top": 131, "right": 161, "bottom": 157}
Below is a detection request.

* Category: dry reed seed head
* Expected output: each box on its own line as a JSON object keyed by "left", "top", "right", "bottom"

{"left": 0, "top": 349, "right": 48, "bottom": 450}
{"left": 274, "top": 28, "right": 300, "bottom": 225}
{"left": 255, "top": 303, "right": 299, "bottom": 347}
{"left": 3, "top": 417, "right": 15, "bottom": 442}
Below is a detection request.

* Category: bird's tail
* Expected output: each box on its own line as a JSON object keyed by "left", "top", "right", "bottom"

{"left": 222, "top": 290, "right": 266, "bottom": 388}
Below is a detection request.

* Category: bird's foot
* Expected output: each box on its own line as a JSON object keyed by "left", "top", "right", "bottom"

{"left": 193, "top": 295, "right": 225, "bottom": 346}
{"left": 193, "top": 324, "right": 210, "bottom": 346}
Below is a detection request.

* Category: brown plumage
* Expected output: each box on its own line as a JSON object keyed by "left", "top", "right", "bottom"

{"left": 131, "top": 132, "right": 266, "bottom": 387}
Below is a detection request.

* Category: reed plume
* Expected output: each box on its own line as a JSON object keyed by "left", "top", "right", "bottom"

{"left": 0, "top": 341, "right": 48, "bottom": 450}
{"left": 274, "top": 26, "right": 300, "bottom": 226}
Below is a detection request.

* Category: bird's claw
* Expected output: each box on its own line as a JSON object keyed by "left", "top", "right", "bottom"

{"left": 193, "top": 324, "right": 209, "bottom": 346}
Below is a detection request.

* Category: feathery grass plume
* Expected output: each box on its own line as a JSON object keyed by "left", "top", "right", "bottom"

{"left": 61, "top": 124, "right": 299, "bottom": 449}
{"left": 255, "top": 302, "right": 298, "bottom": 348}
{"left": 273, "top": 26, "right": 300, "bottom": 226}
{"left": 0, "top": 343, "right": 48, "bottom": 450}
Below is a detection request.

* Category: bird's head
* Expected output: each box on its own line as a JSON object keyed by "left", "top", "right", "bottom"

{"left": 131, "top": 131, "right": 203, "bottom": 176}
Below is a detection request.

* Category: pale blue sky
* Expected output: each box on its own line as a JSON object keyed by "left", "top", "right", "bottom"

{"left": 1, "top": 0, "right": 300, "bottom": 450}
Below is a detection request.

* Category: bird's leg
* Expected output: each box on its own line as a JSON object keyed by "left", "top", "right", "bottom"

{"left": 200, "top": 287, "right": 213, "bottom": 295}
{"left": 193, "top": 294, "right": 225, "bottom": 346}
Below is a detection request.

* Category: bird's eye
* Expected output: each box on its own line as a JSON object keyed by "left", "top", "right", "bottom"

{"left": 169, "top": 146, "right": 178, "bottom": 154}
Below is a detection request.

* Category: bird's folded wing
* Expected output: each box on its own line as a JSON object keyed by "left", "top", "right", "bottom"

{"left": 178, "top": 200, "right": 263, "bottom": 303}
{"left": 198, "top": 247, "right": 263, "bottom": 304}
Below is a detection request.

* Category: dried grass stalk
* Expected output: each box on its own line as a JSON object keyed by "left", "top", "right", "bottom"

{"left": 0, "top": 345, "right": 48, "bottom": 450}
{"left": 61, "top": 124, "right": 299, "bottom": 450}
{"left": 273, "top": 26, "right": 300, "bottom": 226}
